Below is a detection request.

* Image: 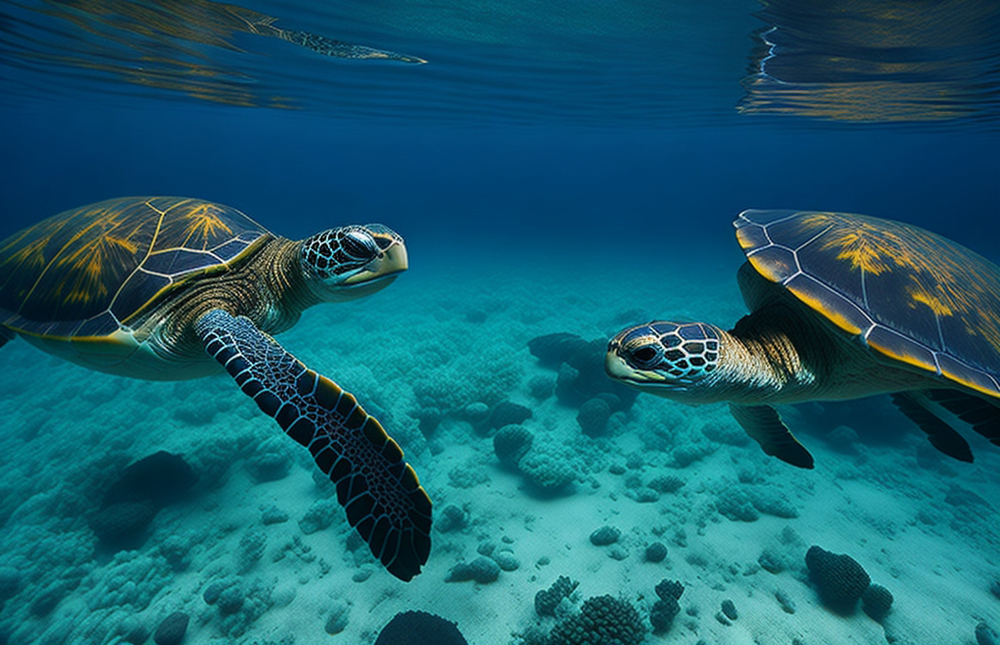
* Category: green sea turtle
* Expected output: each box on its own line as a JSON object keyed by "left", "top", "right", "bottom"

{"left": 606, "top": 209, "right": 1000, "bottom": 468}
{"left": 0, "top": 196, "right": 432, "bottom": 580}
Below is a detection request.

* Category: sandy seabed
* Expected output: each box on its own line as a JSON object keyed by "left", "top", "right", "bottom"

{"left": 0, "top": 245, "right": 997, "bottom": 645}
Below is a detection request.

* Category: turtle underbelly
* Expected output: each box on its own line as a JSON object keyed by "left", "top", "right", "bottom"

{"left": 18, "top": 327, "right": 222, "bottom": 381}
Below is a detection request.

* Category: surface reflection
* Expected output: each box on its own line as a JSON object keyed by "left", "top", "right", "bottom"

{"left": 0, "top": 0, "right": 424, "bottom": 107}
{"left": 739, "top": 0, "right": 1000, "bottom": 123}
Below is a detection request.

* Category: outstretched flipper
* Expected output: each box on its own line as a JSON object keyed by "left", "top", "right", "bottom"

{"left": 729, "top": 403, "right": 814, "bottom": 469}
{"left": 196, "top": 309, "right": 432, "bottom": 581}
{"left": 891, "top": 392, "right": 974, "bottom": 462}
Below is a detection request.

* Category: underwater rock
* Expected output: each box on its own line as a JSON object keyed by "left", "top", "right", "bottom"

{"left": 374, "top": 610, "right": 468, "bottom": 645}
{"left": 775, "top": 589, "right": 796, "bottom": 614}
{"left": 103, "top": 451, "right": 198, "bottom": 508}
{"left": 645, "top": 542, "right": 668, "bottom": 563}
{"left": 650, "top": 597, "right": 680, "bottom": 634}
{"left": 158, "top": 534, "right": 192, "bottom": 572}
{"left": 991, "top": 579, "right": 1000, "bottom": 600}
{"left": 716, "top": 488, "right": 760, "bottom": 522}
{"left": 746, "top": 487, "right": 799, "bottom": 518}
{"left": 648, "top": 475, "right": 686, "bottom": 493}
{"left": 413, "top": 407, "right": 443, "bottom": 436}
{"left": 216, "top": 583, "right": 245, "bottom": 615}
{"left": 672, "top": 442, "right": 718, "bottom": 468}
{"left": 237, "top": 528, "right": 266, "bottom": 573}
{"left": 462, "top": 402, "right": 491, "bottom": 424}
{"left": 492, "top": 551, "right": 520, "bottom": 572}
{"left": 861, "top": 584, "right": 893, "bottom": 621}
{"left": 436, "top": 504, "right": 469, "bottom": 533}
{"left": 549, "top": 595, "right": 644, "bottom": 645}
{"left": 589, "top": 526, "right": 621, "bottom": 546}
{"left": 445, "top": 557, "right": 500, "bottom": 584}
{"left": 577, "top": 398, "right": 612, "bottom": 437}
{"left": 758, "top": 548, "right": 787, "bottom": 574}
{"left": 626, "top": 487, "right": 659, "bottom": 504}
{"left": 261, "top": 505, "right": 289, "bottom": 525}
{"left": 89, "top": 501, "right": 157, "bottom": 549}
{"left": 153, "top": 612, "right": 189, "bottom": 645}
{"left": 805, "top": 546, "right": 871, "bottom": 614}
{"left": 721, "top": 599, "right": 738, "bottom": 620}
{"left": 530, "top": 332, "right": 637, "bottom": 410}
{"left": 650, "top": 579, "right": 685, "bottom": 634}
{"left": 324, "top": 598, "right": 350, "bottom": 635}
{"left": 535, "top": 575, "right": 580, "bottom": 617}
{"left": 656, "top": 579, "right": 685, "bottom": 602}
{"left": 527, "top": 332, "right": 591, "bottom": 368}
{"left": 528, "top": 374, "right": 555, "bottom": 400}
{"left": 518, "top": 448, "right": 576, "bottom": 491}
{"left": 488, "top": 401, "right": 533, "bottom": 430}
{"left": 493, "top": 424, "right": 534, "bottom": 468}
{"left": 244, "top": 449, "right": 291, "bottom": 483}
{"left": 203, "top": 581, "right": 226, "bottom": 605}
{"left": 298, "top": 499, "right": 338, "bottom": 535}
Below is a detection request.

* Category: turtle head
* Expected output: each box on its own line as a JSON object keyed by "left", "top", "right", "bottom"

{"left": 606, "top": 321, "right": 723, "bottom": 403}
{"left": 300, "top": 224, "right": 408, "bottom": 302}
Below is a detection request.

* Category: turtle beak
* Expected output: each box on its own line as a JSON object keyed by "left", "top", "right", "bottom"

{"left": 605, "top": 347, "right": 670, "bottom": 387}
{"left": 344, "top": 242, "right": 409, "bottom": 287}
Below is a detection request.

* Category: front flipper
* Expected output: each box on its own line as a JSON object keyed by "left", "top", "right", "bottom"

{"left": 729, "top": 403, "right": 814, "bottom": 469}
{"left": 196, "top": 309, "right": 432, "bottom": 581}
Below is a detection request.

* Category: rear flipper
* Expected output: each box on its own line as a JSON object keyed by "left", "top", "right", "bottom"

{"left": 891, "top": 392, "right": 973, "bottom": 462}
{"left": 196, "top": 309, "right": 432, "bottom": 581}
{"left": 892, "top": 389, "right": 1000, "bottom": 462}
{"left": 729, "top": 403, "right": 814, "bottom": 469}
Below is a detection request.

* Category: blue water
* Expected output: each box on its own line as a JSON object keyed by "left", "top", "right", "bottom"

{"left": 1, "top": 1, "right": 999, "bottom": 644}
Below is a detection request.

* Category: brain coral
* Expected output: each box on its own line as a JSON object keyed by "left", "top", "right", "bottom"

{"left": 805, "top": 545, "right": 871, "bottom": 614}
{"left": 547, "top": 595, "right": 645, "bottom": 645}
{"left": 374, "top": 610, "right": 468, "bottom": 645}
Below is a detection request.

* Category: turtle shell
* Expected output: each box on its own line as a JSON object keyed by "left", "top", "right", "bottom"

{"left": 0, "top": 196, "right": 270, "bottom": 340}
{"left": 734, "top": 209, "right": 1000, "bottom": 399}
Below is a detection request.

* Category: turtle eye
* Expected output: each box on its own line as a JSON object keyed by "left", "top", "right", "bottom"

{"left": 630, "top": 346, "right": 659, "bottom": 367}
{"left": 342, "top": 231, "right": 377, "bottom": 260}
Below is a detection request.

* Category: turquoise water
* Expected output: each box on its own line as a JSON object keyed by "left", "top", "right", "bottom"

{"left": 1, "top": 1, "right": 999, "bottom": 644}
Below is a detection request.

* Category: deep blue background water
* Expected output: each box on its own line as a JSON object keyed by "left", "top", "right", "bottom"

{"left": 2, "top": 105, "right": 998, "bottom": 262}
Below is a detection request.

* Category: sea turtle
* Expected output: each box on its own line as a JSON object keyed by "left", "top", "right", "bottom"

{"left": 0, "top": 196, "right": 432, "bottom": 580}
{"left": 606, "top": 209, "right": 1000, "bottom": 468}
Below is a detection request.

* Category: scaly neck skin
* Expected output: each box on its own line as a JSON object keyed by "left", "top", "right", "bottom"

{"left": 157, "top": 237, "right": 317, "bottom": 355}
{"left": 709, "top": 307, "right": 825, "bottom": 405}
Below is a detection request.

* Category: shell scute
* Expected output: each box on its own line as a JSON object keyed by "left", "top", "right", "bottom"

{"left": 735, "top": 209, "right": 1000, "bottom": 398}
{"left": 0, "top": 196, "right": 270, "bottom": 339}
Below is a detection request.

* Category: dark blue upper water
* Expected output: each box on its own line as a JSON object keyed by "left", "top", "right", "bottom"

{"left": 1, "top": 0, "right": 998, "bottom": 255}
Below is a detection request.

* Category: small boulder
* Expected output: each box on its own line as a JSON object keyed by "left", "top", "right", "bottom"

{"left": 153, "top": 612, "right": 189, "bottom": 645}
{"left": 589, "top": 526, "right": 621, "bottom": 546}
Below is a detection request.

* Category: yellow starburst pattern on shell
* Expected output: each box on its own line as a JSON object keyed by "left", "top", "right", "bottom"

{"left": 799, "top": 212, "right": 1000, "bottom": 356}
{"left": 181, "top": 202, "right": 233, "bottom": 249}
{"left": 52, "top": 213, "right": 147, "bottom": 304}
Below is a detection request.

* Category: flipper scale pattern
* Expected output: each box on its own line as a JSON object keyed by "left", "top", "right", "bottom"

{"left": 197, "top": 309, "right": 431, "bottom": 581}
